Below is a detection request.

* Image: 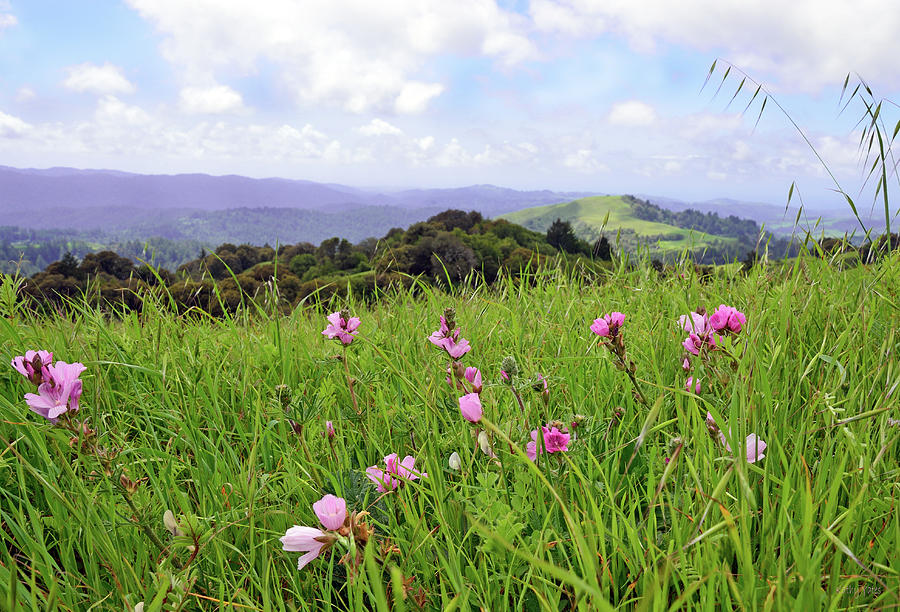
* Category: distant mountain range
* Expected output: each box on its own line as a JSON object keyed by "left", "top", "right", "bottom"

{"left": 0, "top": 164, "right": 590, "bottom": 218}
{"left": 0, "top": 165, "right": 892, "bottom": 246}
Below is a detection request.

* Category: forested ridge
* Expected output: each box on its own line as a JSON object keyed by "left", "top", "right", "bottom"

{"left": 9, "top": 204, "right": 890, "bottom": 318}
{"left": 14, "top": 210, "right": 613, "bottom": 316}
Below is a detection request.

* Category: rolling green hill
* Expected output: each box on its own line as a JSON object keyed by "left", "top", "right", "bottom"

{"left": 501, "top": 195, "right": 736, "bottom": 253}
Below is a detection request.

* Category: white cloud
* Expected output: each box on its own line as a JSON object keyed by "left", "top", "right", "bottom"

{"left": 529, "top": 0, "right": 588, "bottom": 36}
{"left": 563, "top": 149, "right": 609, "bottom": 173}
{"left": 416, "top": 135, "right": 435, "bottom": 150}
{"left": 663, "top": 160, "right": 682, "bottom": 173}
{"left": 95, "top": 96, "right": 151, "bottom": 126}
{"left": 358, "top": 119, "right": 403, "bottom": 137}
{"left": 125, "top": 0, "right": 536, "bottom": 114}
{"left": 179, "top": 85, "right": 244, "bottom": 114}
{"left": 528, "top": 0, "right": 900, "bottom": 91}
{"left": 15, "top": 86, "right": 35, "bottom": 103}
{"left": 63, "top": 62, "right": 136, "bottom": 95}
{"left": 731, "top": 140, "right": 750, "bottom": 161}
{"left": 395, "top": 82, "right": 445, "bottom": 114}
{"left": 0, "top": 110, "right": 30, "bottom": 138}
{"left": 608, "top": 100, "right": 657, "bottom": 126}
{"left": 0, "top": 1, "right": 16, "bottom": 34}
{"left": 0, "top": 12, "right": 16, "bottom": 32}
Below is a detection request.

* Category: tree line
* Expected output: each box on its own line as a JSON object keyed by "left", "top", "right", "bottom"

{"left": 14, "top": 210, "right": 614, "bottom": 317}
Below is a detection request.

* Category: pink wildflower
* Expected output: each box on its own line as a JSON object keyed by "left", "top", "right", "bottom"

{"left": 678, "top": 312, "right": 709, "bottom": 336}
{"left": 428, "top": 316, "right": 471, "bottom": 360}
{"left": 500, "top": 369, "right": 509, "bottom": 382}
{"left": 458, "top": 393, "right": 482, "bottom": 423}
{"left": 444, "top": 336, "right": 471, "bottom": 360}
{"left": 526, "top": 425, "right": 571, "bottom": 461}
{"left": 281, "top": 526, "right": 327, "bottom": 570}
{"left": 12, "top": 350, "right": 53, "bottom": 385}
{"left": 464, "top": 367, "right": 482, "bottom": 393}
{"left": 707, "top": 413, "right": 766, "bottom": 463}
{"left": 427, "top": 315, "right": 452, "bottom": 346}
{"left": 428, "top": 316, "right": 472, "bottom": 360}
{"left": 685, "top": 377, "right": 701, "bottom": 394}
{"left": 24, "top": 361, "right": 86, "bottom": 422}
{"left": 682, "top": 330, "right": 719, "bottom": 356}
{"left": 590, "top": 311, "right": 625, "bottom": 338}
{"left": 706, "top": 412, "right": 728, "bottom": 448}
{"left": 744, "top": 434, "right": 767, "bottom": 463}
{"left": 322, "top": 311, "right": 361, "bottom": 345}
{"left": 324, "top": 421, "right": 336, "bottom": 439}
{"left": 312, "top": 494, "right": 347, "bottom": 531}
{"left": 709, "top": 305, "right": 746, "bottom": 334}
{"left": 366, "top": 453, "right": 427, "bottom": 491}
{"left": 682, "top": 333, "right": 703, "bottom": 356}
{"left": 682, "top": 357, "right": 692, "bottom": 371}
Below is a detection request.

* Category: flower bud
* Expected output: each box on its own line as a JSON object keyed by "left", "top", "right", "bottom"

{"left": 448, "top": 451, "right": 461, "bottom": 470}
{"left": 501, "top": 356, "right": 518, "bottom": 378}
{"left": 119, "top": 473, "right": 140, "bottom": 495}
{"left": 275, "top": 385, "right": 292, "bottom": 411}
{"left": 288, "top": 419, "right": 303, "bottom": 437}
{"left": 163, "top": 510, "right": 181, "bottom": 536}
{"left": 477, "top": 430, "right": 497, "bottom": 458}
{"left": 443, "top": 307, "right": 456, "bottom": 331}
{"left": 667, "top": 437, "right": 684, "bottom": 454}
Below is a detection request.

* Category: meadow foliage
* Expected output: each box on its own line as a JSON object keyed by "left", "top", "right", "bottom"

{"left": 2, "top": 247, "right": 899, "bottom": 609}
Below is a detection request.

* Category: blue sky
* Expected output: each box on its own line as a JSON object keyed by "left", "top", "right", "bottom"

{"left": 1, "top": 0, "right": 899, "bottom": 210}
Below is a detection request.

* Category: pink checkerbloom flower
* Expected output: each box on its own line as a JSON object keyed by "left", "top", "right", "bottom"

{"left": 708, "top": 305, "right": 746, "bottom": 334}
{"left": 744, "top": 434, "right": 767, "bottom": 463}
{"left": 678, "top": 312, "right": 709, "bottom": 336}
{"left": 526, "top": 425, "right": 571, "bottom": 461}
{"left": 679, "top": 309, "right": 728, "bottom": 357}
{"left": 464, "top": 367, "right": 482, "bottom": 393}
{"left": 685, "top": 377, "right": 701, "bottom": 394}
{"left": 447, "top": 365, "right": 482, "bottom": 393}
{"left": 590, "top": 312, "right": 625, "bottom": 338}
{"left": 281, "top": 493, "right": 348, "bottom": 570}
{"left": 458, "top": 392, "right": 482, "bottom": 423}
{"left": 322, "top": 311, "right": 361, "bottom": 345}
{"left": 706, "top": 412, "right": 766, "bottom": 463}
{"left": 281, "top": 526, "right": 328, "bottom": 570}
{"left": 428, "top": 316, "right": 471, "bottom": 360}
{"left": 23, "top": 361, "right": 86, "bottom": 422}
{"left": 312, "top": 494, "right": 347, "bottom": 531}
{"left": 365, "top": 453, "right": 427, "bottom": 492}
{"left": 681, "top": 330, "right": 720, "bottom": 356}
{"left": 12, "top": 350, "right": 53, "bottom": 385}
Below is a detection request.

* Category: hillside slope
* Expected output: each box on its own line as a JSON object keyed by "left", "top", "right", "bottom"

{"left": 502, "top": 195, "right": 733, "bottom": 253}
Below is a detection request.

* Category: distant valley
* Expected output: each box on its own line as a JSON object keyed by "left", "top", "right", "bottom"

{"left": 0, "top": 164, "right": 889, "bottom": 275}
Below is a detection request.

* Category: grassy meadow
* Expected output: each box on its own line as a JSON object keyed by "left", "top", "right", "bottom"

{"left": 502, "top": 196, "right": 732, "bottom": 253}
{"left": 1, "top": 252, "right": 899, "bottom": 610}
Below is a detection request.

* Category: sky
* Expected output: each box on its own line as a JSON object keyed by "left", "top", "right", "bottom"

{"left": 1, "top": 0, "right": 899, "bottom": 209}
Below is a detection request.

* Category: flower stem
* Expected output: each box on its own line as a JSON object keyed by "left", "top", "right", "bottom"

{"left": 509, "top": 384, "right": 528, "bottom": 427}
{"left": 343, "top": 346, "right": 360, "bottom": 415}
{"left": 119, "top": 486, "right": 182, "bottom": 570}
